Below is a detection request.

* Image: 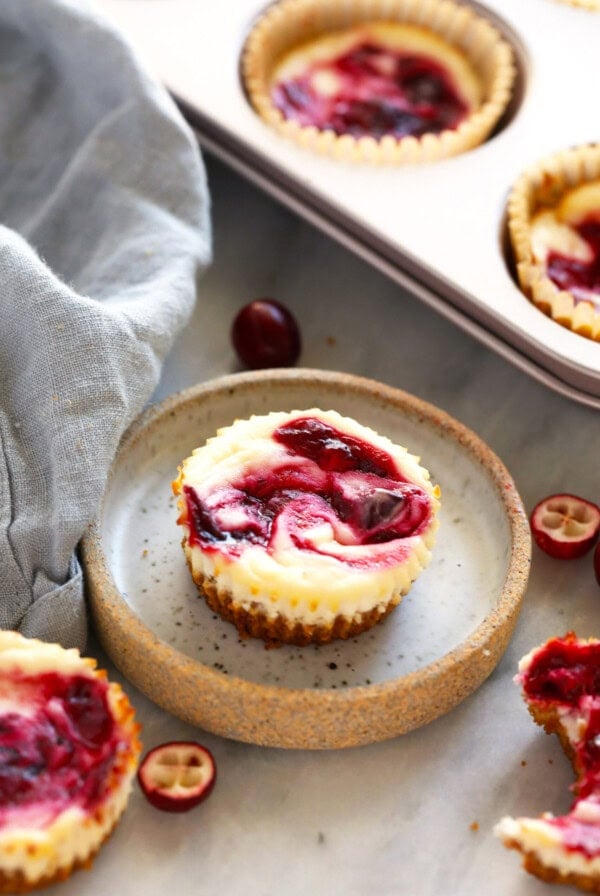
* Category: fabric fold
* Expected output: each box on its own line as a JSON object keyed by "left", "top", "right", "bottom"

{"left": 0, "top": 0, "right": 212, "bottom": 649}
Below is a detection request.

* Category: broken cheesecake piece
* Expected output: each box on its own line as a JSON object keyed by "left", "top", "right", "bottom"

{"left": 496, "top": 633, "right": 600, "bottom": 892}
{"left": 242, "top": 0, "right": 515, "bottom": 163}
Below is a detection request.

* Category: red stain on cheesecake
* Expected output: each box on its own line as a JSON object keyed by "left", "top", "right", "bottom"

{"left": 520, "top": 633, "right": 600, "bottom": 857}
{"left": 0, "top": 672, "right": 123, "bottom": 828}
{"left": 183, "top": 415, "right": 433, "bottom": 568}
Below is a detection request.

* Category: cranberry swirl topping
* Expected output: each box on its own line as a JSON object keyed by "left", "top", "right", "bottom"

{"left": 272, "top": 41, "right": 469, "bottom": 139}
{"left": 183, "top": 416, "right": 433, "bottom": 570}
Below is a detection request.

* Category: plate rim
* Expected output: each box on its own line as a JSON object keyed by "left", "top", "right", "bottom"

{"left": 82, "top": 368, "right": 531, "bottom": 749}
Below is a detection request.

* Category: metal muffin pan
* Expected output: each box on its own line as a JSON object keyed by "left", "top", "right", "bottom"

{"left": 99, "top": 0, "right": 600, "bottom": 407}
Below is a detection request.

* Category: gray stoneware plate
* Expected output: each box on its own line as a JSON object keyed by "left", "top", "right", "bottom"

{"left": 82, "top": 369, "right": 531, "bottom": 749}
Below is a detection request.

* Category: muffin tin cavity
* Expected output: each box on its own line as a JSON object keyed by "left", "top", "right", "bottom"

{"left": 241, "top": 0, "right": 521, "bottom": 163}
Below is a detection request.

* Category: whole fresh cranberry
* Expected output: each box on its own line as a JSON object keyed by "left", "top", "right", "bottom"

{"left": 231, "top": 299, "right": 301, "bottom": 370}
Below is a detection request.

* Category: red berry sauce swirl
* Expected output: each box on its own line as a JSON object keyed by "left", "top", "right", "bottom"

{"left": 182, "top": 415, "right": 434, "bottom": 570}
{"left": 272, "top": 40, "right": 469, "bottom": 139}
{"left": 0, "top": 671, "right": 123, "bottom": 829}
{"left": 546, "top": 217, "right": 600, "bottom": 308}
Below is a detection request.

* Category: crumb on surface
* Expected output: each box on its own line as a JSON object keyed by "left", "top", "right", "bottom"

{"left": 470, "top": 821, "right": 479, "bottom": 832}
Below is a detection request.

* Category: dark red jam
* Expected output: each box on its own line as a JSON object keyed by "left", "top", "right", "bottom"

{"left": 546, "top": 217, "right": 600, "bottom": 308}
{"left": 548, "top": 813, "right": 600, "bottom": 859}
{"left": 0, "top": 671, "right": 121, "bottom": 828}
{"left": 183, "top": 415, "right": 432, "bottom": 568}
{"left": 522, "top": 634, "right": 600, "bottom": 706}
{"left": 272, "top": 40, "right": 469, "bottom": 139}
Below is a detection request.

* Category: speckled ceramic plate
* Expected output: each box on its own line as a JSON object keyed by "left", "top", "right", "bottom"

{"left": 82, "top": 369, "right": 531, "bottom": 749}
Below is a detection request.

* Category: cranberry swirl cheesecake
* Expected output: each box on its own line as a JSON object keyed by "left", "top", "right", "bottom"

{"left": 496, "top": 634, "right": 600, "bottom": 892}
{"left": 173, "top": 409, "right": 440, "bottom": 646}
{"left": 0, "top": 632, "right": 140, "bottom": 893}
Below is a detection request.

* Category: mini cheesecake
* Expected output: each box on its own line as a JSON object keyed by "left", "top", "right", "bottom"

{"left": 0, "top": 632, "right": 140, "bottom": 893}
{"left": 496, "top": 634, "right": 600, "bottom": 892}
{"left": 242, "top": 0, "right": 515, "bottom": 164}
{"left": 508, "top": 144, "right": 600, "bottom": 341}
{"left": 173, "top": 409, "right": 440, "bottom": 646}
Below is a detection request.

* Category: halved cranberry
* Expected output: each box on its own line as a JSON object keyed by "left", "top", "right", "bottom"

{"left": 530, "top": 494, "right": 600, "bottom": 559}
{"left": 231, "top": 299, "right": 301, "bottom": 370}
{"left": 138, "top": 742, "right": 216, "bottom": 813}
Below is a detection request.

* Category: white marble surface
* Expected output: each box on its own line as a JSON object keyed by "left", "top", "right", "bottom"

{"left": 71, "top": 153, "right": 599, "bottom": 896}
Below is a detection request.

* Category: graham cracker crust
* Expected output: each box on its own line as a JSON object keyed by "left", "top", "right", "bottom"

{"left": 192, "top": 565, "right": 402, "bottom": 648}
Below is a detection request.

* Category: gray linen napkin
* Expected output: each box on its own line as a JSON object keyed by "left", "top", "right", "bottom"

{"left": 0, "top": 0, "right": 211, "bottom": 649}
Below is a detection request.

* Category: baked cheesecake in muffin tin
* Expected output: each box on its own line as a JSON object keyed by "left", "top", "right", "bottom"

{"left": 496, "top": 633, "right": 600, "bottom": 892}
{"left": 508, "top": 144, "right": 600, "bottom": 342}
{"left": 0, "top": 631, "right": 140, "bottom": 893}
{"left": 242, "top": 0, "right": 515, "bottom": 163}
{"left": 173, "top": 409, "right": 440, "bottom": 646}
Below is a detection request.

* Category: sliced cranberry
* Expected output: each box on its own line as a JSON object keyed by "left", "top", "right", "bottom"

{"left": 138, "top": 742, "right": 216, "bottom": 813}
{"left": 231, "top": 299, "right": 301, "bottom": 370}
{"left": 530, "top": 494, "right": 600, "bottom": 559}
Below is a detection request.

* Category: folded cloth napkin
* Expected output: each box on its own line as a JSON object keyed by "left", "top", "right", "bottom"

{"left": 0, "top": 0, "right": 211, "bottom": 650}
